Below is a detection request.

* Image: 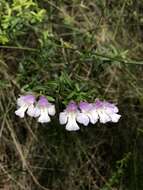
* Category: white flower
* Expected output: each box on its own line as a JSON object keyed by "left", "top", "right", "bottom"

{"left": 93, "top": 100, "right": 121, "bottom": 124}
{"left": 59, "top": 102, "right": 80, "bottom": 131}
{"left": 30, "top": 96, "right": 55, "bottom": 123}
{"left": 27, "top": 104, "right": 40, "bottom": 118}
{"left": 77, "top": 102, "right": 98, "bottom": 125}
{"left": 15, "top": 95, "right": 35, "bottom": 118}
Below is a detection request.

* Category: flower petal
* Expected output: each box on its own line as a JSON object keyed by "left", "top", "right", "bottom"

{"left": 104, "top": 102, "right": 119, "bottom": 114}
{"left": 66, "top": 120, "right": 80, "bottom": 131}
{"left": 38, "top": 108, "right": 50, "bottom": 123}
{"left": 76, "top": 113, "right": 89, "bottom": 126}
{"left": 48, "top": 105, "right": 56, "bottom": 116}
{"left": 88, "top": 111, "right": 98, "bottom": 124}
{"left": 27, "top": 105, "right": 40, "bottom": 117}
{"left": 59, "top": 112, "right": 68, "bottom": 125}
{"left": 110, "top": 113, "right": 121, "bottom": 123}
{"left": 98, "top": 111, "right": 111, "bottom": 124}
{"left": 15, "top": 104, "right": 28, "bottom": 118}
{"left": 33, "top": 107, "right": 41, "bottom": 117}
{"left": 65, "top": 114, "right": 80, "bottom": 131}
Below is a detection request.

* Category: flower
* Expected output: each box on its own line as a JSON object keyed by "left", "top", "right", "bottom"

{"left": 77, "top": 102, "right": 98, "bottom": 125}
{"left": 15, "top": 95, "right": 35, "bottom": 118}
{"left": 93, "top": 100, "right": 121, "bottom": 123}
{"left": 29, "top": 96, "right": 55, "bottom": 123}
{"left": 59, "top": 101, "right": 80, "bottom": 131}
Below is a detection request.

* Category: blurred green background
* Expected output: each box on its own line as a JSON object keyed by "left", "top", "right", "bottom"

{"left": 0, "top": 0, "right": 143, "bottom": 189}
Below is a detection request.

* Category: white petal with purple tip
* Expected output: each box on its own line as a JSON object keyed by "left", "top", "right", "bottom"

{"left": 59, "top": 102, "right": 80, "bottom": 131}
{"left": 35, "top": 96, "right": 55, "bottom": 123}
{"left": 15, "top": 95, "right": 35, "bottom": 118}
{"left": 78, "top": 102, "right": 98, "bottom": 125}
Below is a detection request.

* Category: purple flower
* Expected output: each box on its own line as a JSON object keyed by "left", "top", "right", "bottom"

{"left": 77, "top": 102, "right": 98, "bottom": 125}
{"left": 59, "top": 101, "right": 80, "bottom": 131}
{"left": 15, "top": 95, "right": 35, "bottom": 118}
{"left": 93, "top": 100, "right": 121, "bottom": 123}
{"left": 30, "top": 96, "right": 55, "bottom": 123}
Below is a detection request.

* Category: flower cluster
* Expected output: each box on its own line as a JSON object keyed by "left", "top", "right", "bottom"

{"left": 15, "top": 95, "right": 55, "bottom": 123}
{"left": 15, "top": 95, "right": 121, "bottom": 131}
{"left": 59, "top": 100, "right": 121, "bottom": 131}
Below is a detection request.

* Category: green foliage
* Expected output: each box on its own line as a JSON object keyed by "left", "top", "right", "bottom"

{"left": 0, "top": 0, "right": 46, "bottom": 44}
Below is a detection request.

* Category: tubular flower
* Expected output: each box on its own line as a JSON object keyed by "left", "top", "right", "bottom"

{"left": 33, "top": 96, "right": 56, "bottom": 123}
{"left": 59, "top": 102, "right": 80, "bottom": 131}
{"left": 77, "top": 102, "right": 98, "bottom": 125}
{"left": 15, "top": 95, "right": 35, "bottom": 118}
{"left": 93, "top": 100, "right": 121, "bottom": 124}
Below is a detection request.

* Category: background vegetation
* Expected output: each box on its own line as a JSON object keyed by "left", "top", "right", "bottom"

{"left": 0, "top": 0, "right": 143, "bottom": 189}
